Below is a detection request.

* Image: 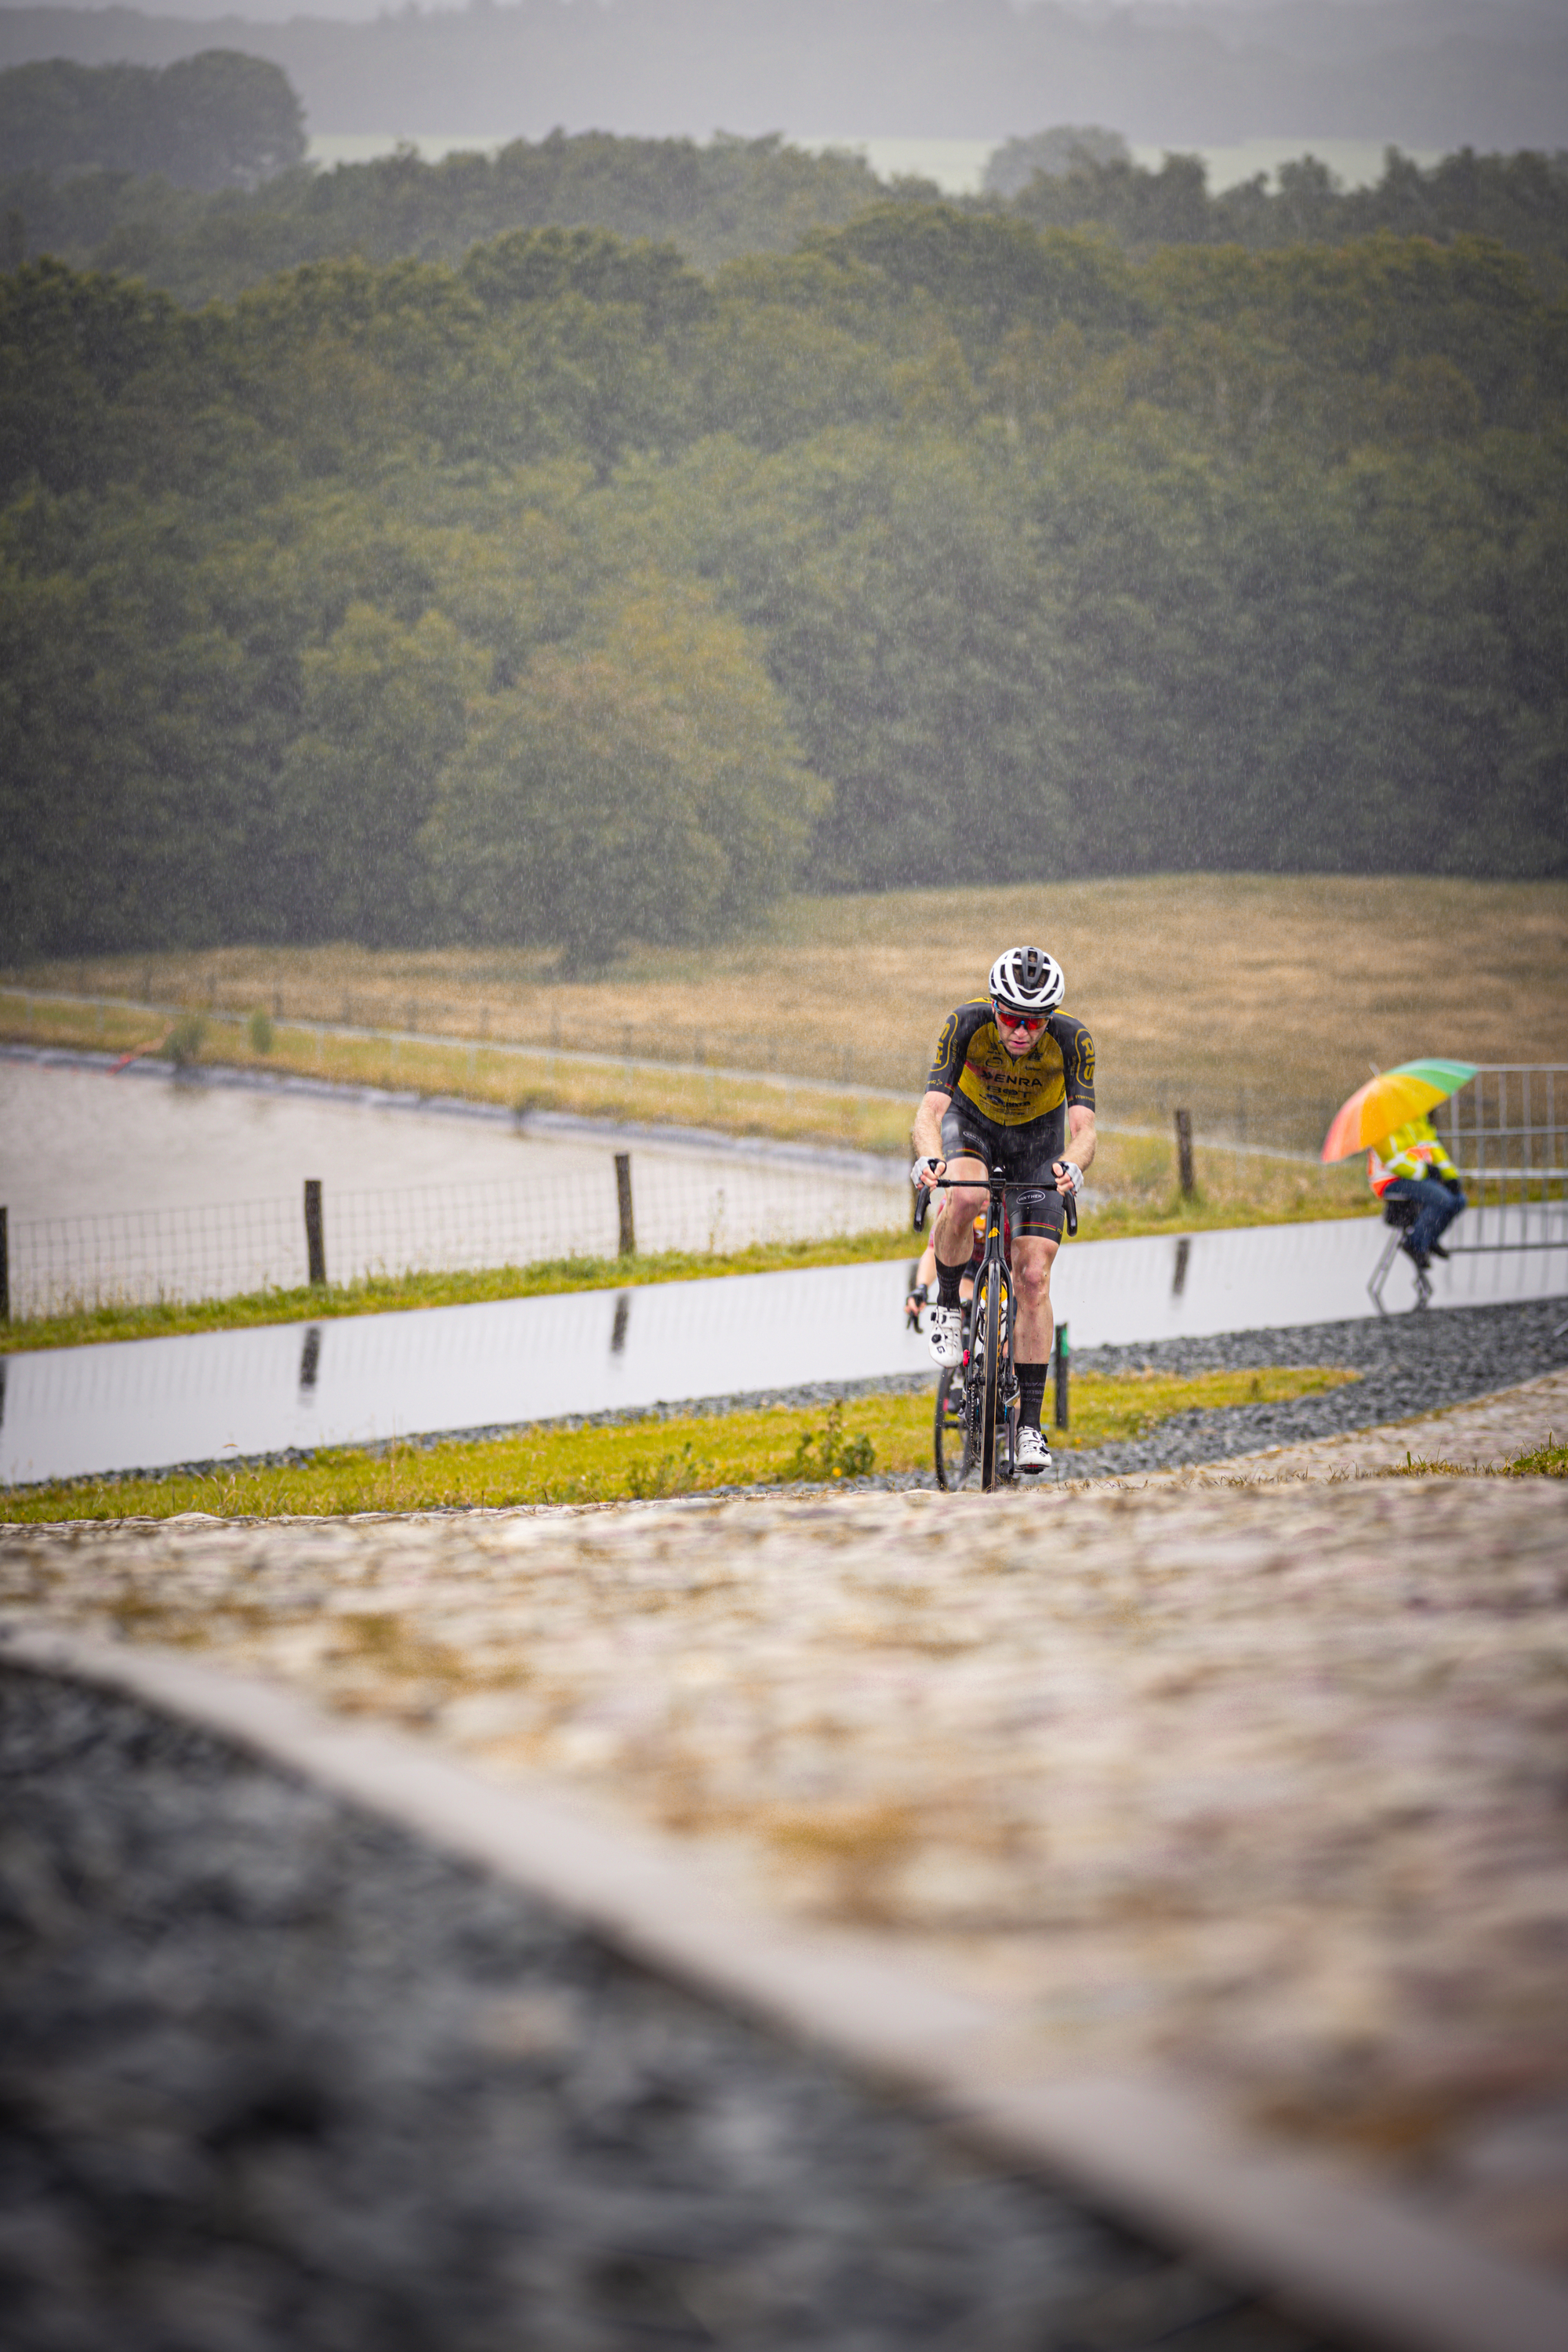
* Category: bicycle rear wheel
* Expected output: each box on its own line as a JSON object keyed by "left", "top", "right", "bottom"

{"left": 977, "top": 1260, "right": 1005, "bottom": 1491}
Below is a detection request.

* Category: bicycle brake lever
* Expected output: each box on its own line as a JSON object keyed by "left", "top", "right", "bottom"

{"left": 1065, "top": 1192, "right": 1077, "bottom": 1239}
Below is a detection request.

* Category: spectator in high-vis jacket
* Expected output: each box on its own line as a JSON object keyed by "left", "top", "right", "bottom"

{"left": 1369, "top": 1115, "right": 1467, "bottom": 1272}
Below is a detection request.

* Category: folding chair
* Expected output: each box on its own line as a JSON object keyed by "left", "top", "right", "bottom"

{"left": 1368, "top": 1196, "right": 1432, "bottom": 1313}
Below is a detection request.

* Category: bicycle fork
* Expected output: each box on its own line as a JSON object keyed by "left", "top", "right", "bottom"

{"left": 988, "top": 1204, "right": 1020, "bottom": 1479}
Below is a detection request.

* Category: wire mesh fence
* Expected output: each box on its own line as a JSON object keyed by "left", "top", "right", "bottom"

{"left": 6, "top": 1196, "right": 303, "bottom": 1321}
{"left": 3, "top": 1151, "right": 910, "bottom": 1321}
{"left": 1432, "top": 1065, "right": 1568, "bottom": 1254}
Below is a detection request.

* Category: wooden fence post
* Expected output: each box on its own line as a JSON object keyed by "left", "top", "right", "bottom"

{"left": 303, "top": 1180, "right": 326, "bottom": 1287}
{"left": 1174, "top": 1107, "right": 1196, "bottom": 1196}
{"left": 1053, "top": 1319, "right": 1069, "bottom": 1431}
{"left": 615, "top": 1154, "right": 635, "bottom": 1258}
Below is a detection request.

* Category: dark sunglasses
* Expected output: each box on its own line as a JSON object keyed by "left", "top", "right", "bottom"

{"left": 993, "top": 1004, "right": 1046, "bottom": 1032}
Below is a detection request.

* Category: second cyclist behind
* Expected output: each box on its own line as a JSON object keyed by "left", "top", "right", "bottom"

{"left": 910, "top": 946, "right": 1097, "bottom": 1477}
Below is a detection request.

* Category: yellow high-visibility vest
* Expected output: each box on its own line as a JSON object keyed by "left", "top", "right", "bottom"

{"left": 1368, "top": 1116, "right": 1459, "bottom": 1197}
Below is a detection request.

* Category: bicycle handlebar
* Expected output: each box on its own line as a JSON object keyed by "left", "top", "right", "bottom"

{"left": 912, "top": 1171, "right": 1077, "bottom": 1240}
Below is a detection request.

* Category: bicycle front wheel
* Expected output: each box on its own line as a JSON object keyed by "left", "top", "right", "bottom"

{"left": 933, "top": 1363, "right": 977, "bottom": 1490}
{"left": 977, "top": 1260, "right": 1005, "bottom": 1490}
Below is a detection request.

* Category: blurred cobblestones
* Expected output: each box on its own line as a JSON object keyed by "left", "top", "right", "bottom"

{"left": 4, "top": 1413, "right": 1567, "bottom": 2280}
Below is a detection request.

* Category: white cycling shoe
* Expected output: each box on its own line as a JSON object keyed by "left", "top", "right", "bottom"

{"left": 927, "top": 1302, "right": 965, "bottom": 1368}
{"left": 1014, "top": 1425, "right": 1055, "bottom": 1477}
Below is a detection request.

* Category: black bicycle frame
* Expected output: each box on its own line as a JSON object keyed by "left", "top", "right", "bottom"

{"left": 914, "top": 1165, "right": 1076, "bottom": 1488}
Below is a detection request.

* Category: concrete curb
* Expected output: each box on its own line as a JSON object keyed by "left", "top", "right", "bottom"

{"left": 4, "top": 1621, "right": 1566, "bottom": 2352}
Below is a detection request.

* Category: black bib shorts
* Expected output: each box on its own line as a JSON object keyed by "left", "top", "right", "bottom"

{"left": 939, "top": 1100, "right": 1066, "bottom": 1241}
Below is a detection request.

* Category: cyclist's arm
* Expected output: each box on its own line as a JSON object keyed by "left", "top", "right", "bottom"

{"left": 916, "top": 1005, "right": 988, "bottom": 1174}
{"left": 912, "top": 1087, "right": 952, "bottom": 1171}
{"left": 1054, "top": 1018, "right": 1098, "bottom": 1192}
{"left": 1056, "top": 1102, "right": 1097, "bottom": 1191}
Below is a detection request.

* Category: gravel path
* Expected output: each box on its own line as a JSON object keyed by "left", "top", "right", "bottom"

{"left": 510, "top": 1294, "right": 1568, "bottom": 1490}
{"left": 1054, "top": 1294, "right": 1568, "bottom": 1478}
{"left": 1146, "top": 1364, "right": 1568, "bottom": 1485}
{"left": 0, "top": 1665, "right": 1331, "bottom": 2352}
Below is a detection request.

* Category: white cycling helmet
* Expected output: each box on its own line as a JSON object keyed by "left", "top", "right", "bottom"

{"left": 989, "top": 944, "right": 1064, "bottom": 1015}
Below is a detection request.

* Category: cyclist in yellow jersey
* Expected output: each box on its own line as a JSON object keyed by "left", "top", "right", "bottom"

{"left": 911, "top": 946, "right": 1097, "bottom": 1478}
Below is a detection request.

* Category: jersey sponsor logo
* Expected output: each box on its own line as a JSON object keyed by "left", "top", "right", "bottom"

{"left": 928, "top": 1000, "right": 1094, "bottom": 1124}
{"left": 960, "top": 1021, "right": 1067, "bottom": 1125}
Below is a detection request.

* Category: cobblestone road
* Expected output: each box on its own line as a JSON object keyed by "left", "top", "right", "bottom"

{"left": 5, "top": 1382, "right": 1566, "bottom": 2290}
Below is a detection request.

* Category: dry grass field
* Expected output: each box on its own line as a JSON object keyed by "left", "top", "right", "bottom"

{"left": 16, "top": 875, "right": 1567, "bottom": 1152}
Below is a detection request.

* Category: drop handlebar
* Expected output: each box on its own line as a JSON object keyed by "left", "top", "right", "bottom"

{"left": 913, "top": 1168, "right": 1077, "bottom": 1240}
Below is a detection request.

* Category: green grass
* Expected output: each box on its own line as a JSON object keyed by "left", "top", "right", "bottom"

{"left": 1075, "top": 1182, "right": 1375, "bottom": 1238}
{"left": 1393, "top": 1438, "right": 1568, "bottom": 1479}
{"left": 1506, "top": 1439, "right": 1568, "bottom": 1476}
{"left": 1, "top": 1366, "right": 1359, "bottom": 1523}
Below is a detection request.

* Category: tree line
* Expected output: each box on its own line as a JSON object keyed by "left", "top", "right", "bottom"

{"left": 0, "top": 125, "right": 906, "bottom": 303}
{"left": 5, "top": 111, "right": 1568, "bottom": 309}
{"left": 1009, "top": 143, "right": 1568, "bottom": 292}
{"left": 2, "top": 203, "right": 1565, "bottom": 966}
{"left": 0, "top": 53, "right": 305, "bottom": 194}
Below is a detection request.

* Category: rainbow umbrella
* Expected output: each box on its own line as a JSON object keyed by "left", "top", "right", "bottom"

{"left": 1320, "top": 1058, "right": 1477, "bottom": 1163}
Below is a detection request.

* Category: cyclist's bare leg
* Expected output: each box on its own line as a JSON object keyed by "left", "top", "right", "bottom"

{"left": 1011, "top": 1232, "right": 1059, "bottom": 1362}
{"left": 933, "top": 1155, "right": 987, "bottom": 1272}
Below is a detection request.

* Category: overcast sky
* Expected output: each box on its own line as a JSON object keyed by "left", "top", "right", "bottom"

{"left": 2, "top": 0, "right": 1559, "bottom": 154}
{"left": 0, "top": 0, "right": 1552, "bottom": 20}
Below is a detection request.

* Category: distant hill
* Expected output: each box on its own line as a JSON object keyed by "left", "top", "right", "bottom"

{"left": 0, "top": 0, "right": 1563, "bottom": 150}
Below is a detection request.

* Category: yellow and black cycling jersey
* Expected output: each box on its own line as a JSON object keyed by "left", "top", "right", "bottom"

{"left": 927, "top": 998, "right": 1096, "bottom": 1130}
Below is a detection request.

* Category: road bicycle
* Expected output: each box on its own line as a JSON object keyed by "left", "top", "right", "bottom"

{"left": 915, "top": 1165, "right": 1076, "bottom": 1493}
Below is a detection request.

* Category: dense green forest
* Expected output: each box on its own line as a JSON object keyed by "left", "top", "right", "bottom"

{"left": 5, "top": 123, "right": 1568, "bottom": 304}
{"left": 1011, "top": 143, "right": 1568, "bottom": 287}
{"left": 0, "top": 53, "right": 304, "bottom": 193}
{"left": 3, "top": 200, "right": 1566, "bottom": 963}
{"left": 0, "top": 128, "right": 908, "bottom": 299}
